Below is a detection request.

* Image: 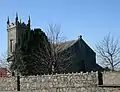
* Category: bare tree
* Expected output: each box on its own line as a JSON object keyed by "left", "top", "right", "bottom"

{"left": 96, "top": 34, "right": 120, "bottom": 71}
{"left": 0, "top": 52, "right": 9, "bottom": 68}
{"left": 32, "top": 24, "right": 73, "bottom": 74}
{"left": 0, "top": 52, "right": 12, "bottom": 74}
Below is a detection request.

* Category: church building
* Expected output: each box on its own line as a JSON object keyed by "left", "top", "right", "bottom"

{"left": 7, "top": 14, "right": 103, "bottom": 74}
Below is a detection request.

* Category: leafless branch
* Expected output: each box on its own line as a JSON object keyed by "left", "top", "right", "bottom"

{"left": 32, "top": 24, "right": 73, "bottom": 74}
{"left": 0, "top": 52, "right": 11, "bottom": 73}
{"left": 96, "top": 33, "right": 120, "bottom": 71}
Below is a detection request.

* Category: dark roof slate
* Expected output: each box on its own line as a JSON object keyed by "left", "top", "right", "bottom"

{"left": 56, "top": 40, "right": 77, "bottom": 51}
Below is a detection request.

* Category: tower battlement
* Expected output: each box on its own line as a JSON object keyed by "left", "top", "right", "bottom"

{"left": 7, "top": 22, "right": 16, "bottom": 29}
{"left": 7, "top": 21, "right": 29, "bottom": 29}
{"left": 20, "top": 22, "right": 28, "bottom": 28}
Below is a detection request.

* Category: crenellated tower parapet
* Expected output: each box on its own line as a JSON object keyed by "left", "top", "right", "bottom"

{"left": 7, "top": 22, "right": 17, "bottom": 30}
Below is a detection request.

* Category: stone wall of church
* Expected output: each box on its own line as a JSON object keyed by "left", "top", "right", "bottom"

{"left": 7, "top": 24, "right": 17, "bottom": 57}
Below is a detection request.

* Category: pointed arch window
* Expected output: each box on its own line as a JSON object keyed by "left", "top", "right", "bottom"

{"left": 10, "top": 39, "right": 13, "bottom": 52}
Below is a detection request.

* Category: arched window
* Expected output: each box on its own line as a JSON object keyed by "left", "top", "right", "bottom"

{"left": 10, "top": 39, "right": 13, "bottom": 52}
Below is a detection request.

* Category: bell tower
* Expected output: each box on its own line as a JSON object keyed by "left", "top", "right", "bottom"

{"left": 7, "top": 13, "right": 18, "bottom": 57}
{"left": 7, "top": 13, "right": 31, "bottom": 57}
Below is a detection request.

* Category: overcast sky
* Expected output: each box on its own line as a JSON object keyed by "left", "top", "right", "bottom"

{"left": 0, "top": 0, "right": 120, "bottom": 61}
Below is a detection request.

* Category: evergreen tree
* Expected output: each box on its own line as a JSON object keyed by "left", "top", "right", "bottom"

{"left": 9, "top": 28, "right": 50, "bottom": 76}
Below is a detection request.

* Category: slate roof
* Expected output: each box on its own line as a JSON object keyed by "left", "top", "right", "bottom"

{"left": 95, "top": 64, "right": 104, "bottom": 71}
{"left": 56, "top": 40, "right": 77, "bottom": 51}
{"left": 56, "top": 37, "right": 95, "bottom": 53}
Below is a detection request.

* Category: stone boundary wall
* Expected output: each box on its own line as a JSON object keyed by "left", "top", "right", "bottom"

{"left": 0, "top": 77, "right": 17, "bottom": 91}
{"left": 0, "top": 71, "right": 120, "bottom": 91}
{"left": 20, "top": 72, "right": 98, "bottom": 91}
{"left": 103, "top": 71, "right": 120, "bottom": 85}
{"left": 0, "top": 72, "right": 98, "bottom": 91}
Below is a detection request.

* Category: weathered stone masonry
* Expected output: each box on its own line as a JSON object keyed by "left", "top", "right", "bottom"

{"left": 0, "top": 72, "right": 120, "bottom": 92}
{"left": 0, "top": 72, "right": 98, "bottom": 91}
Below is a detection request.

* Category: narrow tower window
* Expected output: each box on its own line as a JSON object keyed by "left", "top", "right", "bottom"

{"left": 10, "top": 39, "right": 13, "bottom": 52}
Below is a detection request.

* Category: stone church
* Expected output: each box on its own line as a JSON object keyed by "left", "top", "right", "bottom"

{"left": 7, "top": 14, "right": 103, "bottom": 73}
{"left": 58, "top": 36, "right": 103, "bottom": 72}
